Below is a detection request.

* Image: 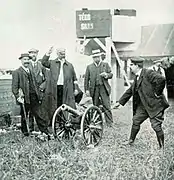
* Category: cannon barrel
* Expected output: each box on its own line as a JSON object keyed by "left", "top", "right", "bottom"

{"left": 61, "top": 104, "right": 82, "bottom": 117}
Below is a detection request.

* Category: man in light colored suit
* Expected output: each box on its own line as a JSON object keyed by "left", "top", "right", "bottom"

{"left": 84, "top": 49, "right": 113, "bottom": 126}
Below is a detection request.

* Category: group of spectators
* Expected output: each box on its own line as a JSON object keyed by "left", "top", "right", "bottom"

{"left": 12, "top": 48, "right": 113, "bottom": 140}
{"left": 11, "top": 47, "right": 170, "bottom": 149}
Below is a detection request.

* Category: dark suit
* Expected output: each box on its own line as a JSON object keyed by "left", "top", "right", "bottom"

{"left": 119, "top": 68, "right": 169, "bottom": 147}
{"left": 29, "top": 61, "right": 46, "bottom": 90}
{"left": 84, "top": 61, "right": 113, "bottom": 124}
{"left": 12, "top": 67, "right": 49, "bottom": 135}
{"left": 28, "top": 61, "right": 46, "bottom": 131}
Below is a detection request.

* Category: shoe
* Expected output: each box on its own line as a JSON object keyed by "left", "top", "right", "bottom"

{"left": 128, "top": 139, "right": 134, "bottom": 145}
{"left": 23, "top": 132, "right": 29, "bottom": 136}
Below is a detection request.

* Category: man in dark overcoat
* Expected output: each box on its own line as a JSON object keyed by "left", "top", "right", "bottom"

{"left": 115, "top": 58, "right": 169, "bottom": 148}
{"left": 28, "top": 48, "right": 47, "bottom": 132}
{"left": 12, "top": 53, "right": 50, "bottom": 137}
{"left": 41, "top": 47, "right": 79, "bottom": 124}
{"left": 84, "top": 49, "right": 113, "bottom": 125}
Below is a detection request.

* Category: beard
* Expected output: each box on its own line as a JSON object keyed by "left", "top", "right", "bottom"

{"left": 31, "top": 56, "right": 37, "bottom": 61}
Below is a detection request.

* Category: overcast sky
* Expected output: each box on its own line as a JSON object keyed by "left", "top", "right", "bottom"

{"left": 0, "top": 0, "right": 174, "bottom": 69}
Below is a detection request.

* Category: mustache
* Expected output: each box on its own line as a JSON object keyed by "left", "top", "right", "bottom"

{"left": 24, "top": 62, "right": 29, "bottom": 65}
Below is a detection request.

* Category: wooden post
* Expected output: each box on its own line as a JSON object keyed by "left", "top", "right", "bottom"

{"left": 111, "top": 42, "right": 130, "bottom": 87}
{"left": 105, "top": 37, "right": 117, "bottom": 103}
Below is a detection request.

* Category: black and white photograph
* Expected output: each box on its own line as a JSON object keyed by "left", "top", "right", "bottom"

{"left": 0, "top": 0, "right": 174, "bottom": 179}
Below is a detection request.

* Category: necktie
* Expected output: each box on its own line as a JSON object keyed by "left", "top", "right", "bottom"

{"left": 157, "top": 67, "right": 162, "bottom": 75}
{"left": 134, "top": 75, "right": 138, "bottom": 91}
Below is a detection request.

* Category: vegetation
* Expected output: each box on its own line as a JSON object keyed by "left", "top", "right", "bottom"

{"left": 0, "top": 101, "right": 174, "bottom": 180}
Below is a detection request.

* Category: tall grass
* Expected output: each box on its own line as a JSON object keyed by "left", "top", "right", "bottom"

{"left": 0, "top": 101, "right": 174, "bottom": 180}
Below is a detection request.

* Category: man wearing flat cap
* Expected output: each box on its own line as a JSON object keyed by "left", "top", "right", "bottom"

{"left": 28, "top": 48, "right": 47, "bottom": 132}
{"left": 12, "top": 53, "right": 50, "bottom": 138}
{"left": 115, "top": 57, "right": 169, "bottom": 149}
{"left": 84, "top": 49, "right": 113, "bottom": 126}
{"left": 148, "top": 58, "right": 168, "bottom": 101}
{"left": 41, "top": 47, "right": 79, "bottom": 125}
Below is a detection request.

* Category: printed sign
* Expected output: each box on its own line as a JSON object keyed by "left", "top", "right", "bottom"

{"left": 76, "top": 10, "right": 111, "bottom": 38}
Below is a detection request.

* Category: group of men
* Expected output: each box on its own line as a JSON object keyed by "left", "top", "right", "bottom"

{"left": 12, "top": 47, "right": 113, "bottom": 140}
{"left": 12, "top": 46, "right": 169, "bottom": 148}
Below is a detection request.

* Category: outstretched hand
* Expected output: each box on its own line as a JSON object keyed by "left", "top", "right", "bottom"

{"left": 47, "top": 46, "right": 54, "bottom": 55}
{"left": 112, "top": 102, "right": 121, "bottom": 109}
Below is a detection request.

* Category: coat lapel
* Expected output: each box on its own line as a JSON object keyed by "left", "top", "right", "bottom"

{"left": 137, "top": 69, "right": 145, "bottom": 89}
{"left": 19, "top": 67, "right": 28, "bottom": 77}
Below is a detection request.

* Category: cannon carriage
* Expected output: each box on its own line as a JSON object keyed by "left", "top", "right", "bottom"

{"left": 52, "top": 102, "right": 104, "bottom": 147}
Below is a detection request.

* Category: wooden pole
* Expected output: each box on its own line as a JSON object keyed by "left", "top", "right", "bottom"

{"left": 105, "top": 37, "right": 117, "bottom": 103}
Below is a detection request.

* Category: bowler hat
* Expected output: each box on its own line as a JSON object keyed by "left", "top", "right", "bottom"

{"left": 28, "top": 48, "right": 39, "bottom": 53}
{"left": 19, "top": 53, "right": 31, "bottom": 60}
{"left": 91, "top": 49, "right": 105, "bottom": 57}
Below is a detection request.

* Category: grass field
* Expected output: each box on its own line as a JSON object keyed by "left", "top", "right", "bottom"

{"left": 0, "top": 100, "right": 174, "bottom": 180}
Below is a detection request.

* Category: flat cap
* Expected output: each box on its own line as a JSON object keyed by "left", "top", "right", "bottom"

{"left": 57, "top": 48, "right": 66, "bottom": 53}
{"left": 130, "top": 57, "right": 144, "bottom": 64}
{"left": 28, "top": 48, "right": 39, "bottom": 53}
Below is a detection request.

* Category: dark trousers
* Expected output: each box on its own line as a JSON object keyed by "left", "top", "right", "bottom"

{"left": 130, "top": 102, "right": 164, "bottom": 147}
{"left": 20, "top": 93, "right": 49, "bottom": 135}
{"left": 57, "top": 85, "right": 63, "bottom": 107}
{"left": 92, "top": 85, "right": 113, "bottom": 124}
{"left": 75, "top": 91, "right": 83, "bottom": 104}
{"left": 29, "top": 111, "right": 34, "bottom": 132}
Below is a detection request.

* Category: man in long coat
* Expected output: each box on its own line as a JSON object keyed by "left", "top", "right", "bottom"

{"left": 41, "top": 47, "right": 78, "bottom": 124}
{"left": 115, "top": 58, "right": 169, "bottom": 148}
{"left": 12, "top": 53, "right": 50, "bottom": 137}
{"left": 84, "top": 49, "right": 113, "bottom": 125}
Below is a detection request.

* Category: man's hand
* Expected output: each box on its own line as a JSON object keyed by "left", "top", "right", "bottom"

{"left": 74, "top": 89, "right": 78, "bottom": 96}
{"left": 85, "top": 90, "right": 90, "bottom": 97}
{"left": 17, "top": 97, "right": 24, "bottom": 104}
{"left": 46, "top": 46, "right": 54, "bottom": 56}
{"left": 112, "top": 102, "right": 121, "bottom": 109}
{"left": 100, "top": 72, "right": 108, "bottom": 79}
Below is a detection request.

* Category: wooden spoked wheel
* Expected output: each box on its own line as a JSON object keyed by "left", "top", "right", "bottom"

{"left": 81, "top": 105, "right": 104, "bottom": 146}
{"left": 52, "top": 106, "right": 77, "bottom": 140}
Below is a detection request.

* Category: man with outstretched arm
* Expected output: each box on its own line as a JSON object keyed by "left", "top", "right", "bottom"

{"left": 114, "top": 57, "right": 169, "bottom": 148}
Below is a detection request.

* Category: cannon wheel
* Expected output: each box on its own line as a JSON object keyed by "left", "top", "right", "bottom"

{"left": 52, "top": 106, "right": 76, "bottom": 140}
{"left": 81, "top": 105, "right": 104, "bottom": 146}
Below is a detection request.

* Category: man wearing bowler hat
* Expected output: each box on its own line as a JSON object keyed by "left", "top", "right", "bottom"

{"left": 115, "top": 57, "right": 169, "bottom": 148}
{"left": 84, "top": 49, "right": 113, "bottom": 126}
{"left": 28, "top": 48, "right": 47, "bottom": 132}
{"left": 12, "top": 53, "right": 50, "bottom": 138}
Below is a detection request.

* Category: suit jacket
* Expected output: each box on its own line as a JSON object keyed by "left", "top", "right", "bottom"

{"left": 84, "top": 61, "right": 113, "bottom": 97}
{"left": 12, "top": 67, "right": 40, "bottom": 104}
{"left": 119, "top": 68, "right": 169, "bottom": 118}
{"left": 28, "top": 61, "right": 46, "bottom": 91}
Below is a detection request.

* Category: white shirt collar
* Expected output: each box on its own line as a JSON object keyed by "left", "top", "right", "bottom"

{"left": 136, "top": 69, "right": 142, "bottom": 77}
{"left": 31, "top": 60, "right": 37, "bottom": 66}
{"left": 94, "top": 60, "right": 102, "bottom": 67}
{"left": 21, "top": 66, "right": 29, "bottom": 73}
{"left": 58, "top": 59, "right": 65, "bottom": 64}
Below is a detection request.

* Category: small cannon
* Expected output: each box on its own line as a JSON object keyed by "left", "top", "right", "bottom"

{"left": 52, "top": 103, "right": 104, "bottom": 146}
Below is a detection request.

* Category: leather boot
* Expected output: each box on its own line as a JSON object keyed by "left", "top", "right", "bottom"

{"left": 129, "top": 127, "right": 139, "bottom": 145}
{"left": 157, "top": 134, "right": 164, "bottom": 149}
